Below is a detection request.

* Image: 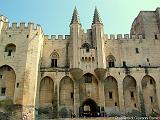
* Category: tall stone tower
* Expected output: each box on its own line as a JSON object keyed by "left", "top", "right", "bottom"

{"left": 91, "top": 8, "right": 106, "bottom": 69}
{"left": 70, "top": 7, "right": 82, "bottom": 68}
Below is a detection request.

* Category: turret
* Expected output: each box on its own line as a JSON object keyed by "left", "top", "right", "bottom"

{"left": 70, "top": 7, "right": 80, "bottom": 25}
{"left": 92, "top": 7, "right": 102, "bottom": 25}
{"left": 70, "top": 7, "right": 82, "bottom": 68}
{"left": 0, "top": 15, "right": 8, "bottom": 34}
{"left": 91, "top": 7, "right": 106, "bottom": 68}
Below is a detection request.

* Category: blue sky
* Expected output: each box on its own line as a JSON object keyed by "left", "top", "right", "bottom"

{"left": 0, "top": 0, "right": 160, "bottom": 35}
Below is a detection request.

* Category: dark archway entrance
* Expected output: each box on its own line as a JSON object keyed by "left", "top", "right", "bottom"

{"left": 79, "top": 98, "right": 100, "bottom": 117}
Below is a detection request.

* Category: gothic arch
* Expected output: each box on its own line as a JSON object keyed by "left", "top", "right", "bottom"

{"left": 106, "top": 55, "right": 116, "bottom": 61}
{"left": 50, "top": 51, "right": 59, "bottom": 59}
{"left": 104, "top": 76, "right": 119, "bottom": 109}
{"left": 123, "top": 75, "right": 138, "bottom": 112}
{"left": 0, "top": 65, "right": 16, "bottom": 99}
{"left": 50, "top": 51, "right": 59, "bottom": 67}
{"left": 141, "top": 75, "right": 158, "bottom": 114}
{"left": 106, "top": 55, "right": 116, "bottom": 67}
{"left": 39, "top": 76, "right": 54, "bottom": 107}
{"left": 79, "top": 73, "right": 99, "bottom": 104}
{"left": 59, "top": 76, "right": 74, "bottom": 112}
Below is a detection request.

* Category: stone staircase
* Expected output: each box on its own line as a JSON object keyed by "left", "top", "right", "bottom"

{"left": 40, "top": 118, "right": 116, "bottom": 120}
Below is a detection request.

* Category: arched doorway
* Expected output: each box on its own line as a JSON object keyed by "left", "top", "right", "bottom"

{"left": 39, "top": 76, "right": 54, "bottom": 107}
{"left": 0, "top": 65, "right": 16, "bottom": 99}
{"left": 141, "top": 75, "right": 158, "bottom": 114}
{"left": 123, "top": 75, "right": 138, "bottom": 112}
{"left": 80, "top": 98, "right": 99, "bottom": 117}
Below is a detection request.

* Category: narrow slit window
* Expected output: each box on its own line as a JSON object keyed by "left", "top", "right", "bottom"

{"left": 130, "top": 91, "right": 134, "bottom": 98}
{"left": 1, "top": 88, "right": 6, "bottom": 95}
{"left": 155, "top": 35, "right": 158, "bottom": 39}
{"left": 134, "top": 103, "right": 137, "bottom": 107}
{"left": 92, "top": 57, "right": 95, "bottom": 61}
{"left": 71, "top": 92, "right": 74, "bottom": 99}
{"left": 150, "top": 79, "right": 153, "bottom": 84}
{"left": 17, "top": 83, "right": 19, "bottom": 88}
{"left": 135, "top": 48, "right": 139, "bottom": 53}
{"left": 123, "top": 61, "right": 126, "bottom": 67}
{"left": 0, "top": 75, "right": 3, "bottom": 79}
{"left": 150, "top": 96, "right": 153, "bottom": 103}
{"left": 109, "top": 92, "right": 113, "bottom": 99}
{"left": 115, "top": 102, "right": 117, "bottom": 106}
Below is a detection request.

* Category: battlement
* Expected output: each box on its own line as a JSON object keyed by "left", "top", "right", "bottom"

{"left": 3, "top": 22, "right": 42, "bottom": 31}
{"left": 107, "top": 34, "right": 145, "bottom": 40}
{"left": 44, "top": 35, "right": 70, "bottom": 40}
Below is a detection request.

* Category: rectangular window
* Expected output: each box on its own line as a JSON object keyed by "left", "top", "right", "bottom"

{"left": 51, "top": 59, "right": 57, "bottom": 67}
{"left": 130, "top": 91, "right": 134, "bottom": 98}
{"left": 150, "top": 79, "right": 153, "bottom": 84}
{"left": 0, "top": 75, "right": 3, "bottom": 79}
{"left": 17, "top": 83, "right": 19, "bottom": 88}
{"left": 150, "top": 96, "right": 153, "bottom": 103}
{"left": 108, "top": 62, "right": 115, "bottom": 67}
{"left": 109, "top": 92, "right": 113, "bottom": 99}
{"left": 1, "top": 88, "right": 6, "bottom": 95}
{"left": 155, "top": 35, "right": 158, "bottom": 39}
{"left": 8, "top": 50, "right": 12, "bottom": 56}
{"left": 147, "top": 58, "right": 149, "bottom": 62}
{"left": 135, "top": 48, "right": 139, "bottom": 53}
{"left": 92, "top": 57, "right": 95, "bottom": 61}
{"left": 71, "top": 92, "right": 74, "bottom": 99}
{"left": 115, "top": 102, "right": 117, "bottom": 106}
{"left": 134, "top": 104, "right": 137, "bottom": 108}
{"left": 123, "top": 61, "right": 126, "bottom": 67}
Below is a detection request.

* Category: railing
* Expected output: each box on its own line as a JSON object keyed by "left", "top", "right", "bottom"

{"left": 40, "top": 66, "right": 69, "bottom": 72}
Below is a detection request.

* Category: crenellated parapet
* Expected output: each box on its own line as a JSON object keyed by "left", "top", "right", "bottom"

{"left": 106, "top": 34, "right": 145, "bottom": 40}
{"left": 2, "top": 22, "right": 42, "bottom": 32}
{"left": 44, "top": 35, "right": 70, "bottom": 40}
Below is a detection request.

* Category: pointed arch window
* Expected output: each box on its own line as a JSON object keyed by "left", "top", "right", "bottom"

{"left": 50, "top": 52, "right": 59, "bottom": 67}
{"left": 106, "top": 55, "right": 116, "bottom": 67}
{"left": 5, "top": 43, "right": 16, "bottom": 56}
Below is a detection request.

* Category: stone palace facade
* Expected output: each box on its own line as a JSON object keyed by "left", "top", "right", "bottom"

{"left": 0, "top": 7, "right": 160, "bottom": 119}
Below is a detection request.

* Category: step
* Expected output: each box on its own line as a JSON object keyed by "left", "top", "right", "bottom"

{"left": 40, "top": 117, "right": 116, "bottom": 120}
